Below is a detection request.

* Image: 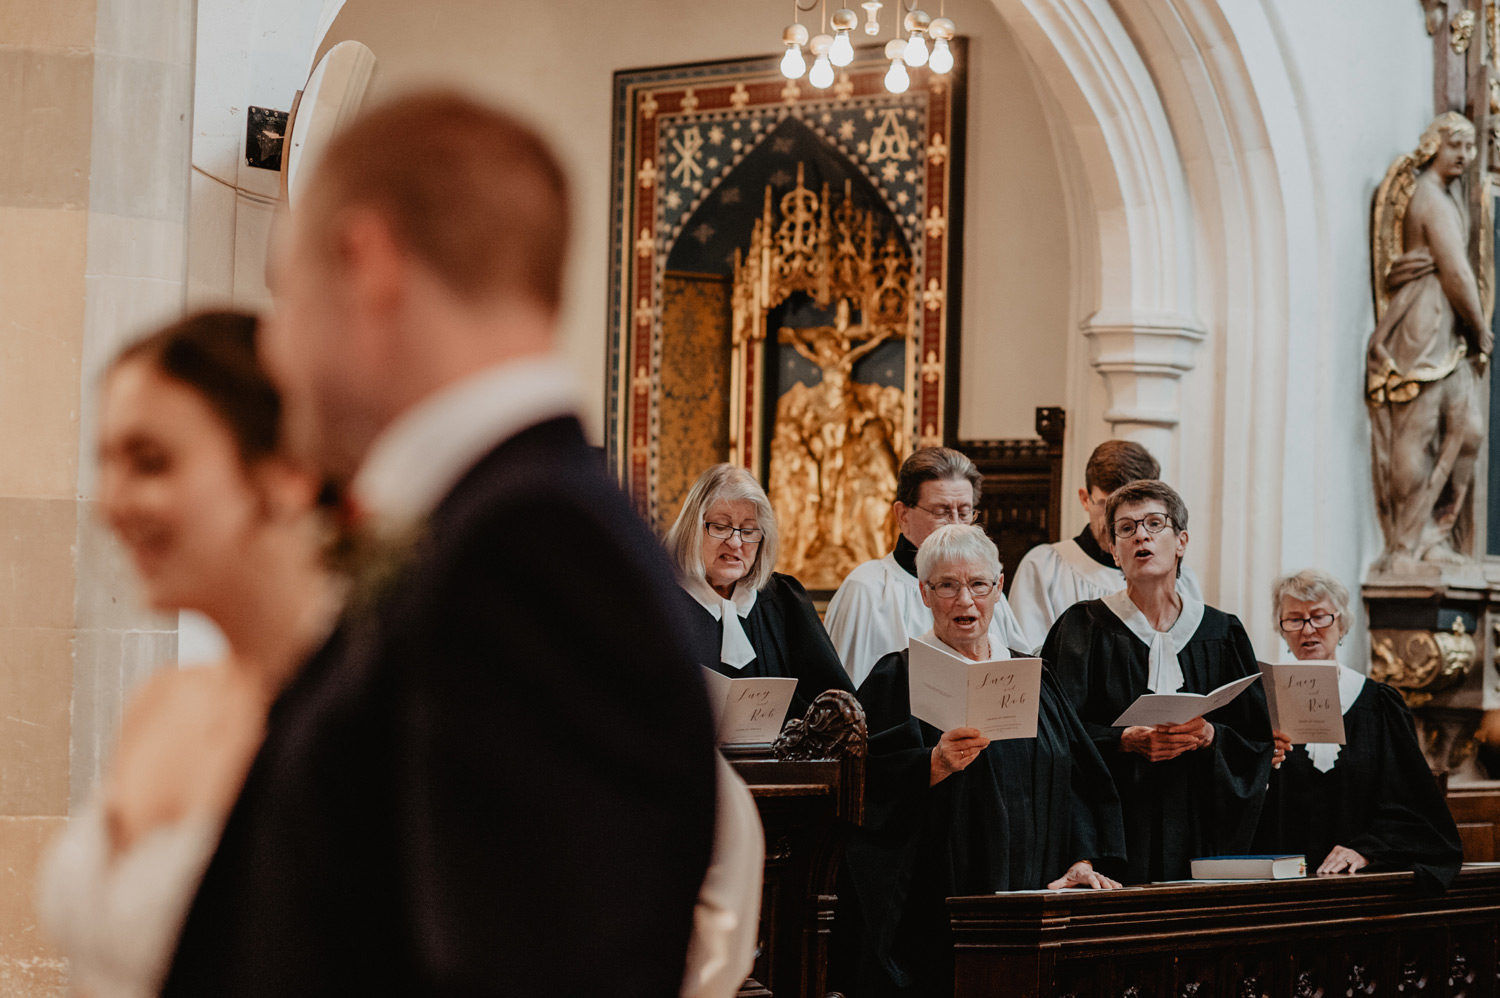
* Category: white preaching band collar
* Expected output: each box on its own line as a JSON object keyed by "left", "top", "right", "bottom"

{"left": 1102, "top": 589, "right": 1205, "bottom": 694}
{"left": 1302, "top": 662, "right": 1368, "bottom": 773}
{"left": 916, "top": 629, "right": 1011, "bottom": 662}
{"left": 684, "top": 576, "right": 760, "bottom": 668}
{"left": 352, "top": 354, "right": 580, "bottom": 533}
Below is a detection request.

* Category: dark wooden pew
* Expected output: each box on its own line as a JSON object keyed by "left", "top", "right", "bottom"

{"left": 948, "top": 865, "right": 1500, "bottom": 997}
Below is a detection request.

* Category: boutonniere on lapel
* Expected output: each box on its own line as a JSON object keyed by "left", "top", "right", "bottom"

{"left": 325, "top": 499, "right": 428, "bottom": 615}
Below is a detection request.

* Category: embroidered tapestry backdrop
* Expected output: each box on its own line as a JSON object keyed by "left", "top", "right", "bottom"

{"left": 607, "top": 46, "right": 967, "bottom": 589}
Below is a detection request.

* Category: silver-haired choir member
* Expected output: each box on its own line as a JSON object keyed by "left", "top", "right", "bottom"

{"left": 1252, "top": 569, "right": 1461, "bottom": 891}
{"left": 839, "top": 525, "right": 1125, "bottom": 997}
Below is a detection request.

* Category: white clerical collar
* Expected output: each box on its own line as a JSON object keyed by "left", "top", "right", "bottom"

{"left": 352, "top": 355, "right": 579, "bottom": 532}
{"left": 683, "top": 577, "right": 759, "bottom": 668}
{"left": 915, "top": 629, "right": 1011, "bottom": 662}
{"left": 1302, "top": 661, "right": 1368, "bottom": 773}
{"left": 1102, "top": 589, "right": 1205, "bottom": 693}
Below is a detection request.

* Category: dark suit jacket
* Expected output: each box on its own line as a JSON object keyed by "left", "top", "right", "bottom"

{"left": 163, "top": 416, "right": 718, "bottom": 996}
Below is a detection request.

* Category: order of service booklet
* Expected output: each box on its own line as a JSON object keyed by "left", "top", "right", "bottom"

{"left": 907, "top": 635, "right": 1044, "bottom": 741}
{"left": 1257, "top": 659, "right": 1346, "bottom": 744}
{"left": 701, "top": 668, "right": 798, "bottom": 745}
{"left": 1110, "top": 672, "right": 1262, "bottom": 727}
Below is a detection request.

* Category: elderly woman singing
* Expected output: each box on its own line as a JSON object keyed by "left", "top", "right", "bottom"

{"left": 1043, "top": 479, "right": 1274, "bottom": 883}
{"left": 1253, "top": 569, "right": 1461, "bottom": 890}
{"left": 838, "top": 524, "right": 1125, "bottom": 997}
{"left": 666, "top": 464, "right": 852, "bottom": 714}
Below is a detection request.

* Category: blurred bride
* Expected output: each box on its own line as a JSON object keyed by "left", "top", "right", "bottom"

{"left": 38, "top": 310, "right": 340, "bottom": 997}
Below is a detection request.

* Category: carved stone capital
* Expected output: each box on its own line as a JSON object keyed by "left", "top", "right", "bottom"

{"left": 1081, "top": 311, "right": 1207, "bottom": 431}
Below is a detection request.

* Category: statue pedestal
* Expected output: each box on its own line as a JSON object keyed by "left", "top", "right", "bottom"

{"left": 1363, "top": 572, "right": 1494, "bottom": 783}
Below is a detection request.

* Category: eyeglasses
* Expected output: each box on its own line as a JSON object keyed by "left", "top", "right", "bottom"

{"left": 1279, "top": 611, "right": 1339, "bottom": 634}
{"left": 704, "top": 521, "right": 763, "bottom": 543}
{"left": 1113, "top": 513, "right": 1174, "bottom": 539}
{"left": 925, "top": 578, "right": 997, "bottom": 600}
{"left": 915, "top": 503, "right": 978, "bottom": 524}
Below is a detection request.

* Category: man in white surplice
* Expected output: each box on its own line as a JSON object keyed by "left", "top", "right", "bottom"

{"left": 1009, "top": 440, "right": 1201, "bottom": 652}
{"left": 825, "top": 447, "right": 1032, "bottom": 688}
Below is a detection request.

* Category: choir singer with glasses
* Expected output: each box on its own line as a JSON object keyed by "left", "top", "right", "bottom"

{"left": 825, "top": 446, "right": 1031, "bottom": 687}
{"left": 666, "top": 464, "right": 853, "bottom": 715}
{"left": 836, "top": 524, "right": 1125, "bottom": 998}
{"left": 1252, "top": 569, "right": 1462, "bottom": 891}
{"left": 1043, "top": 480, "right": 1274, "bottom": 883}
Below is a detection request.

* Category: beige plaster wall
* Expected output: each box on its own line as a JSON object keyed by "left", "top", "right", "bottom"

{"left": 312, "top": 0, "right": 1072, "bottom": 444}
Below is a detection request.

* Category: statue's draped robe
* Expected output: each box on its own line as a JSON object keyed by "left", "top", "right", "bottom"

{"left": 1366, "top": 246, "right": 1478, "bottom": 559}
{"left": 1043, "top": 600, "right": 1274, "bottom": 884}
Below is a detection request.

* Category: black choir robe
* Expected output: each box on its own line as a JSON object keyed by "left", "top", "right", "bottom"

{"left": 838, "top": 647, "right": 1126, "bottom": 997}
{"left": 1252, "top": 677, "right": 1463, "bottom": 892}
{"left": 1043, "top": 600, "right": 1274, "bottom": 883}
{"left": 684, "top": 571, "right": 854, "bottom": 716}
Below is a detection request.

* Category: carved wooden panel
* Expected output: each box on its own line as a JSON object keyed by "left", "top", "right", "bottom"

{"left": 955, "top": 406, "right": 1065, "bottom": 594}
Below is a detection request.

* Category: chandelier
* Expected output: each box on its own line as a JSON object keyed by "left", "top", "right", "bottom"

{"left": 778, "top": 0, "right": 956, "bottom": 95}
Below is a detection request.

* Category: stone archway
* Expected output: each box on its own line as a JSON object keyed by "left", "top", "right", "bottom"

{"left": 984, "top": 0, "right": 1324, "bottom": 637}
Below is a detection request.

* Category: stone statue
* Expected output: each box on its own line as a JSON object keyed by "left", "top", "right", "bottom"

{"left": 1368, "top": 112, "right": 1493, "bottom": 574}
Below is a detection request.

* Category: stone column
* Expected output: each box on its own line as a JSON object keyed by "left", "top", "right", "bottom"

{"left": 0, "top": 2, "right": 193, "bottom": 992}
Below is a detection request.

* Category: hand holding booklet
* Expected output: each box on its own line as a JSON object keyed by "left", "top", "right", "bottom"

{"left": 701, "top": 668, "right": 797, "bottom": 745}
{"left": 1257, "top": 659, "right": 1345, "bottom": 744}
{"left": 1110, "top": 673, "right": 1262, "bottom": 728}
{"left": 907, "top": 635, "right": 1044, "bottom": 741}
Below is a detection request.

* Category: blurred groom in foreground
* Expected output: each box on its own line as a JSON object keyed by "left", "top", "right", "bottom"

{"left": 163, "top": 90, "right": 719, "bottom": 995}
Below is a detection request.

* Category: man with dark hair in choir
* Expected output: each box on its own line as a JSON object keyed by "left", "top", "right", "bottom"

{"left": 163, "top": 92, "right": 718, "bottom": 995}
{"left": 1253, "top": 569, "right": 1462, "bottom": 892}
{"left": 825, "top": 446, "right": 1031, "bottom": 686}
{"left": 1009, "top": 439, "right": 1202, "bottom": 651}
{"left": 1043, "top": 480, "right": 1274, "bottom": 883}
{"left": 838, "top": 524, "right": 1125, "bottom": 996}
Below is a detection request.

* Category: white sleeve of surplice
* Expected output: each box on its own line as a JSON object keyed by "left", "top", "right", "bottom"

{"left": 825, "top": 564, "right": 904, "bottom": 689}
{"left": 1006, "top": 544, "right": 1061, "bottom": 653}
{"left": 680, "top": 754, "right": 764, "bottom": 998}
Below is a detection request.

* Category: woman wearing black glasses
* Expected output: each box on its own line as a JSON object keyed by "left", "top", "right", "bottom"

{"left": 1252, "top": 569, "right": 1461, "bottom": 891}
{"left": 1042, "top": 479, "right": 1275, "bottom": 884}
{"left": 665, "top": 463, "right": 852, "bottom": 714}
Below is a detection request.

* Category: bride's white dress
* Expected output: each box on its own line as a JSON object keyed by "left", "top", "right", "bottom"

{"left": 38, "top": 800, "right": 222, "bottom": 998}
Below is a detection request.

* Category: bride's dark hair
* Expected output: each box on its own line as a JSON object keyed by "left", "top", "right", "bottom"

{"left": 110, "top": 309, "right": 281, "bottom": 465}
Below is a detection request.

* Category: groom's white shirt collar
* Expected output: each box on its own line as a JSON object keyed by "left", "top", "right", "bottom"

{"left": 352, "top": 355, "right": 579, "bottom": 532}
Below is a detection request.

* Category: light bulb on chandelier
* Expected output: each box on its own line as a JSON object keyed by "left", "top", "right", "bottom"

{"left": 861, "top": 0, "right": 882, "bottom": 35}
{"left": 902, "top": 8, "right": 931, "bottom": 67}
{"left": 829, "top": 8, "right": 857, "bottom": 66}
{"left": 928, "top": 17, "right": 955, "bottom": 74}
{"left": 883, "top": 38, "right": 910, "bottom": 93}
{"left": 780, "top": 22, "right": 809, "bottom": 79}
{"left": 808, "top": 33, "right": 835, "bottom": 88}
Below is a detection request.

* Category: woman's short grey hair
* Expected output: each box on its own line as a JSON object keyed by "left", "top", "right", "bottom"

{"left": 663, "top": 464, "right": 779, "bottom": 591}
{"left": 1271, "top": 569, "right": 1351, "bottom": 638}
{"left": 916, "top": 523, "right": 1003, "bottom": 582}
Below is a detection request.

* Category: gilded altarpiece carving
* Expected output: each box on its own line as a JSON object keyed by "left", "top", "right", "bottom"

{"left": 607, "top": 49, "right": 965, "bottom": 588}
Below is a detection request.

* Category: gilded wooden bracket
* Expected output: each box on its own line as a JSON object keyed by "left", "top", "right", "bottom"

{"left": 1369, "top": 618, "right": 1478, "bottom": 706}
